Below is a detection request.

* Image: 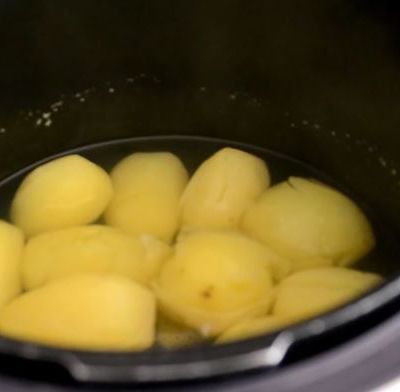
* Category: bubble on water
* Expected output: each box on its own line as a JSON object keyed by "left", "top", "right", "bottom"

{"left": 108, "top": 88, "right": 115, "bottom": 94}
{"left": 379, "top": 157, "right": 387, "bottom": 168}
{"left": 199, "top": 324, "right": 211, "bottom": 337}
{"left": 51, "top": 101, "right": 63, "bottom": 109}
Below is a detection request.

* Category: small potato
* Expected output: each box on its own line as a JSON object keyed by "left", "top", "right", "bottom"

{"left": 0, "top": 221, "right": 24, "bottom": 309}
{"left": 104, "top": 152, "right": 188, "bottom": 242}
{"left": 156, "top": 315, "right": 203, "bottom": 349}
{"left": 273, "top": 267, "right": 383, "bottom": 322}
{"left": 242, "top": 177, "right": 375, "bottom": 270}
{"left": 216, "top": 316, "right": 291, "bottom": 344}
{"left": 11, "top": 155, "right": 113, "bottom": 236}
{"left": 22, "top": 225, "right": 169, "bottom": 290}
{"left": 0, "top": 274, "right": 156, "bottom": 351}
{"left": 154, "top": 231, "right": 275, "bottom": 337}
{"left": 180, "top": 147, "right": 270, "bottom": 230}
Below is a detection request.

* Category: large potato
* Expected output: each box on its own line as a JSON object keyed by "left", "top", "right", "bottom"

{"left": 22, "top": 225, "right": 170, "bottom": 290}
{"left": 0, "top": 221, "right": 24, "bottom": 309}
{"left": 180, "top": 147, "right": 270, "bottom": 230}
{"left": 0, "top": 274, "right": 156, "bottom": 351}
{"left": 242, "top": 177, "right": 375, "bottom": 270}
{"left": 216, "top": 316, "right": 291, "bottom": 344}
{"left": 11, "top": 155, "right": 113, "bottom": 236}
{"left": 176, "top": 229, "right": 292, "bottom": 282}
{"left": 104, "top": 152, "right": 188, "bottom": 242}
{"left": 273, "top": 267, "right": 383, "bottom": 322}
{"left": 154, "top": 231, "right": 275, "bottom": 337}
{"left": 156, "top": 314, "right": 203, "bottom": 349}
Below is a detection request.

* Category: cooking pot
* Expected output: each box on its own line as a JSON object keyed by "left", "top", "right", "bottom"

{"left": 0, "top": 1, "right": 400, "bottom": 391}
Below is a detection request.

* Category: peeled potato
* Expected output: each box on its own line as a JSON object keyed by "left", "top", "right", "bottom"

{"left": 156, "top": 315, "right": 203, "bottom": 349}
{"left": 11, "top": 155, "right": 113, "bottom": 236}
{"left": 104, "top": 152, "right": 188, "bottom": 242}
{"left": 180, "top": 147, "right": 270, "bottom": 230}
{"left": 216, "top": 316, "right": 291, "bottom": 344}
{"left": 0, "top": 221, "right": 24, "bottom": 309}
{"left": 0, "top": 274, "right": 156, "bottom": 350}
{"left": 273, "top": 267, "right": 383, "bottom": 322}
{"left": 242, "top": 177, "right": 375, "bottom": 270}
{"left": 154, "top": 231, "right": 275, "bottom": 337}
{"left": 176, "top": 229, "right": 292, "bottom": 282}
{"left": 22, "top": 225, "right": 169, "bottom": 290}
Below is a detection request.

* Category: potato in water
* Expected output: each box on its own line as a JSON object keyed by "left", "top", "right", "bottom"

{"left": 11, "top": 155, "right": 113, "bottom": 236}
{"left": 0, "top": 275, "right": 156, "bottom": 351}
{"left": 180, "top": 147, "right": 270, "bottom": 230}
{"left": 273, "top": 267, "right": 382, "bottom": 322}
{"left": 22, "top": 225, "right": 171, "bottom": 290}
{"left": 242, "top": 177, "right": 375, "bottom": 270}
{"left": 177, "top": 229, "right": 291, "bottom": 282}
{"left": 154, "top": 231, "right": 276, "bottom": 337}
{"left": 0, "top": 221, "right": 24, "bottom": 309}
{"left": 216, "top": 316, "right": 291, "bottom": 344}
{"left": 0, "top": 146, "right": 386, "bottom": 352}
{"left": 105, "top": 152, "right": 188, "bottom": 242}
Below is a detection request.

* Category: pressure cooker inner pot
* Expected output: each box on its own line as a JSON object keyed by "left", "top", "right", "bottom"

{"left": 0, "top": 0, "right": 399, "bottom": 385}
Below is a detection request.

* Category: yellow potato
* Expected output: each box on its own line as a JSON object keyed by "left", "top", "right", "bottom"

{"left": 0, "top": 221, "right": 24, "bottom": 309}
{"left": 176, "top": 229, "right": 292, "bottom": 282}
{"left": 22, "top": 225, "right": 168, "bottom": 290}
{"left": 156, "top": 315, "right": 203, "bottom": 349}
{"left": 154, "top": 231, "right": 275, "bottom": 337}
{"left": 216, "top": 316, "right": 291, "bottom": 344}
{"left": 180, "top": 147, "right": 270, "bottom": 230}
{"left": 273, "top": 267, "right": 383, "bottom": 322}
{"left": 104, "top": 152, "right": 188, "bottom": 242}
{"left": 11, "top": 155, "right": 113, "bottom": 236}
{"left": 0, "top": 274, "right": 155, "bottom": 351}
{"left": 242, "top": 177, "right": 375, "bottom": 270}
